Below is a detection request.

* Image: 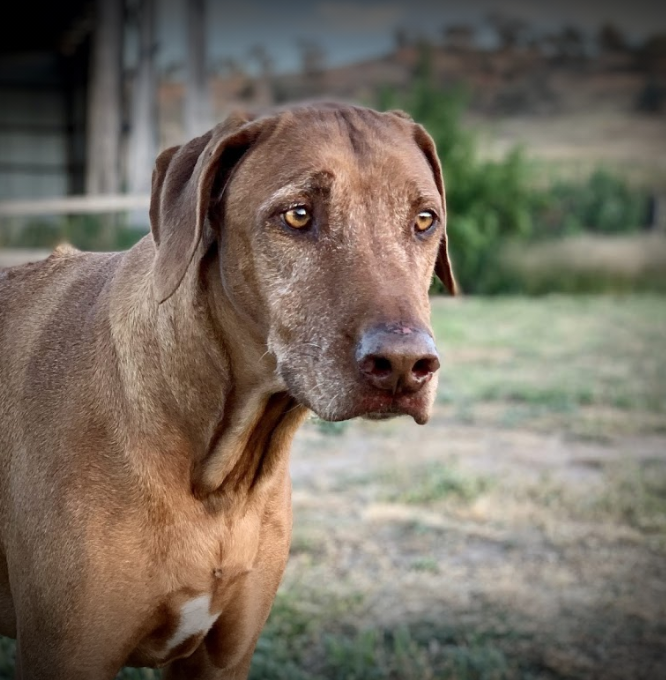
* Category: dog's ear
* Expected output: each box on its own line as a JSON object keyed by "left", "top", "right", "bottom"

{"left": 412, "top": 124, "right": 458, "bottom": 296}
{"left": 150, "top": 111, "right": 272, "bottom": 303}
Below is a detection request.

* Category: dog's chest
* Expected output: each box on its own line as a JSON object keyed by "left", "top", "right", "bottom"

{"left": 127, "top": 504, "right": 272, "bottom": 667}
{"left": 163, "top": 593, "right": 220, "bottom": 654}
{"left": 130, "top": 589, "right": 226, "bottom": 666}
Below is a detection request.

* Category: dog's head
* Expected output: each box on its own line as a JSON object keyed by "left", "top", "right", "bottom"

{"left": 150, "top": 103, "right": 456, "bottom": 424}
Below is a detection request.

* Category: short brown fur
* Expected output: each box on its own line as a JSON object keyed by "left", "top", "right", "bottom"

{"left": 0, "top": 102, "right": 454, "bottom": 679}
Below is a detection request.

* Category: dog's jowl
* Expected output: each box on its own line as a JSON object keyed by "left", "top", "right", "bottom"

{"left": 0, "top": 103, "right": 455, "bottom": 679}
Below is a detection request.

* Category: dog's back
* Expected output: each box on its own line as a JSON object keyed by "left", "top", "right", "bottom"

{"left": 0, "top": 247, "right": 123, "bottom": 518}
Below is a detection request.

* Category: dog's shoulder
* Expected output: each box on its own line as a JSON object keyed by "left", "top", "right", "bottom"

{"left": 1, "top": 244, "right": 110, "bottom": 292}
{"left": 51, "top": 242, "right": 81, "bottom": 258}
{"left": 0, "top": 244, "right": 127, "bottom": 339}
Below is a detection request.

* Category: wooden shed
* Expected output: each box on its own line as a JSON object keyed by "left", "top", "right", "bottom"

{"left": 0, "top": 0, "right": 93, "bottom": 201}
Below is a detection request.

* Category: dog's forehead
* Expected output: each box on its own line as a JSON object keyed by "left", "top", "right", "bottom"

{"left": 273, "top": 105, "right": 415, "bottom": 156}
{"left": 248, "top": 105, "right": 439, "bottom": 196}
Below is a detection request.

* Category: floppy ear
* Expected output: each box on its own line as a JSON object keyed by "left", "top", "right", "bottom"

{"left": 149, "top": 111, "right": 272, "bottom": 303}
{"left": 412, "top": 124, "right": 458, "bottom": 296}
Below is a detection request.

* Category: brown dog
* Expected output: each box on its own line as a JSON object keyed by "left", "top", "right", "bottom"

{"left": 0, "top": 102, "right": 455, "bottom": 679}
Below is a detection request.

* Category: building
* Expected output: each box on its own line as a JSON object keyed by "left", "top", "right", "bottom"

{"left": 0, "top": 0, "right": 91, "bottom": 201}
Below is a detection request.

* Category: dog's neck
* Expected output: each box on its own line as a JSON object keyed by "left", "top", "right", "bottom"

{"left": 107, "top": 239, "right": 307, "bottom": 502}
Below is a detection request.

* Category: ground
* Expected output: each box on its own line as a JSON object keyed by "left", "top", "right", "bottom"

{"left": 0, "top": 295, "right": 664, "bottom": 679}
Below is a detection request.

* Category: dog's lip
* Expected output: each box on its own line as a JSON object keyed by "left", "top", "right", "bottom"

{"left": 279, "top": 366, "right": 433, "bottom": 424}
{"left": 315, "top": 390, "right": 432, "bottom": 425}
{"left": 356, "top": 392, "right": 431, "bottom": 424}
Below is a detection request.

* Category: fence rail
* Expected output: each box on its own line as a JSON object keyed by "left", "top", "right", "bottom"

{"left": 0, "top": 194, "right": 150, "bottom": 218}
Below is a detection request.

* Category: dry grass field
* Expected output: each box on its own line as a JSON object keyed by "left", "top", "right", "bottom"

{"left": 0, "top": 295, "right": 664, "bottom": 679}
{"left": 474, "top": 111, "right": 666, "bottom": 191}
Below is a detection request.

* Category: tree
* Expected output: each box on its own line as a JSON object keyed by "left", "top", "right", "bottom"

{"left": 553, "top": 25, "right": 587, "bottom": 61}
{"left": 598, "top": 22, "right": 626, "bottom": 53}
{"left": 487, "top": 12, "right": 529, "bottom": 51}
{"left": 298, "top": 40, "right": 326, "bottom": 95}
{"left": 249, "top": 45, "right": 274, "bottom": 107}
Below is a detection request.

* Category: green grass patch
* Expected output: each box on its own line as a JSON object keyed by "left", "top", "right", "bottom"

{"left": 594, "top": 460, "right": 666, "bottom": 534}
{"left": 312, "top": 417, "right": 350, "bottom": 437}
{"left": 383, "top": 461, "right": 492, "bottom": 506}
{"left": 251, "top": 590, "right": 532, "bottom": 680}
{"left": 523, "top": 459, "right": 666, "bottom": 541}
{"left": 432, "top": 295, "right": 666, "bottom": 434}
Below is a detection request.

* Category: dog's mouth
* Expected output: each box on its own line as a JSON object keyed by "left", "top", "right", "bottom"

{"left": 345, "top": 390, "right": 433, "bottom": 425}
{"left": 292, "top": 385, "right": 434, "bottom": 425}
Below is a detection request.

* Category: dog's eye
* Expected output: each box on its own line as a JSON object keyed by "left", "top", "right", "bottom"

{"left": 415, "top": 210, "right": 436, "bottom": 233}
{"left": 283, "top": 207, "right": 312, "bottom": 229}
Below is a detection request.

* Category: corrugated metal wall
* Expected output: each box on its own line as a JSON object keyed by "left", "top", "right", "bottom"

{"left": 0, "top": 88, "right": 69, "bottom": 200}
{"left": 0, "top": 53, "right": 86, "bottom": 201}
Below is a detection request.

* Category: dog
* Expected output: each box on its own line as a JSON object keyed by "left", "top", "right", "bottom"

{"left": 0, "top": 102, "right": 455, "bottom": 679}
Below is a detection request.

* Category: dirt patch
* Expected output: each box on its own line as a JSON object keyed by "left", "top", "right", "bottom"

{"left": 283, "top": 406, "right": 666, "bottom": 679}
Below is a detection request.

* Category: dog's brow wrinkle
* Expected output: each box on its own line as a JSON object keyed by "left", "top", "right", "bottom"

{"left": 260, "top": 182, "right": 313, "bottom": 214}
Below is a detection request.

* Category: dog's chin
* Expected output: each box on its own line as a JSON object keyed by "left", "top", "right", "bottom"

{"left": 304, "top": 391, "right": 434, "bottom": 426}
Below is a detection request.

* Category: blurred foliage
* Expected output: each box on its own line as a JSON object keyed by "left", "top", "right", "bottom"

{"left": 249, "top": 590, "right": 517, "bottom": 680}
{"left": 378, "top": 79, "right": 537, "bottom": 294}
{"left": 534, "top": 169, "right": 648, "bottom": 237}
{"left": 378, "top": 60, "right": 653, "bottom": 294}
{"left": 0, "top": 215, "right": 145, "bottom": 252}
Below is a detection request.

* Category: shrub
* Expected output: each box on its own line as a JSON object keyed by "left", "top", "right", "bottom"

{"left": 378, "top": 71, "right": 652, "bottom": 294}
{"left": 378, "top": 79, "right": 538, "bottom": 294}
{"left": 0, "top": 215, "right": 146, "bottom": 252}
{"left": 534, "top": 169, "right": 649, "bottom": 237}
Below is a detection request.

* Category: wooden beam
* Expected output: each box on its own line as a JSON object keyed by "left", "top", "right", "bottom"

{"left": 85, "top": 0, "right": 123, "bottom": 195}
{"left": 0, "top": 194, "right": 150, "bottom": 217}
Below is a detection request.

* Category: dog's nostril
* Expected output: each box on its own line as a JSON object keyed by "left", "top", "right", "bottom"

{"left": 358, "top": 355, "right": 393, "bottom": 378}
{"left": 373, "top": 356, "right": 392, "bottom": 375}
{"left": 412, "top": 356, "right": 440, "bottom": 379}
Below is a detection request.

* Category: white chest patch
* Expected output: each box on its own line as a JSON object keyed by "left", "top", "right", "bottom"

{"left": 165, "top": 594, "right": 219, "bottom": 652}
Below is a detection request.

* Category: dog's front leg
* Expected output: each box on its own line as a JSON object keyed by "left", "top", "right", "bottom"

{"left": 14, "top": 633, "right": 118, "bottom": 680}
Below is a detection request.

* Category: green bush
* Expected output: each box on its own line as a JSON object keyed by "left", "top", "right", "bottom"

{"left": 378, "top": 75, "right": 654, "bottom": 294}
{"left": 535, "top": 169, "right": 648, "bottom": 236}
{"left": 0, "top": 215, "right": 146, "bottom": 252}
{"left": 378, "top": 79, "right": 538, "bottom": 294}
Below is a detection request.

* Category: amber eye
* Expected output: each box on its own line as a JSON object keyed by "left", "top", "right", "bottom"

{"left": 415, "top": 210, "right": 436, "bottom": 233}
{"left": 283, "top": 206, "right": 312, "bottom": 229}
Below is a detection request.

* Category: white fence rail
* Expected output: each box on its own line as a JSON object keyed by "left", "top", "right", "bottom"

{"left": 0, "top": 194, "right": 150, "bottom": 218}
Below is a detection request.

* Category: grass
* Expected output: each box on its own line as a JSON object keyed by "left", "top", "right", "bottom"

{"left": 383, "top": 461, "right": 492, "bottom": 506}
{"left": 249, "top": 591, "right": 524, "bottom": 680}
{"left": 433, "top": 294, "right": 666, "bottom": 436}
{"left": 521, "top": 459, "right": 666, "bottom": 531}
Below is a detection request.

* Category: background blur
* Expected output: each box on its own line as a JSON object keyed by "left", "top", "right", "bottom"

{"left": 0, "top": 1, "right": 665, "bottom": 678}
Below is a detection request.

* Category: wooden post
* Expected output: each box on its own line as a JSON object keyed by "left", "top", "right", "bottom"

{"left": 128, "top": 0, "right": 157, "bottom": 226}
{"left": 184, "top": 0, "right": 211, "bottom": 138}
{"left": 86, "top": 0, "right": 123, "bottom": 195}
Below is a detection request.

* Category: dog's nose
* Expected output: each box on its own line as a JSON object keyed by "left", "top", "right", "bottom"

{"left": 355, "top": 325, "right": 440, "bottom": 394}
